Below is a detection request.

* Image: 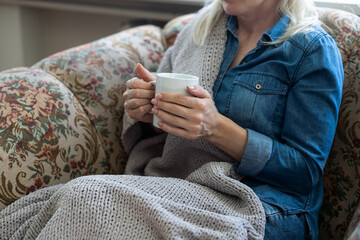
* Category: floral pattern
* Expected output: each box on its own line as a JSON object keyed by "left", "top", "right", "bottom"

{"left": 33, "top": 25, "right": 165, "bottom": 174}
{"left": 0, "top": 68, "right": 108, "bottom": 210}
{"left": 162, "top": 14, "right": 195, "bottom": 48}
{"left": 0, "top": 7, "right": 359, "bottom": 239}
{"left": 317, "top": 8, "right": 360, "bottom": 240}
{"left": 346, "top": 205, "right": 360, "bottom": 240}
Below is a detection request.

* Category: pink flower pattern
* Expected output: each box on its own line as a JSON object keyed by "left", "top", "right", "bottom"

{"left": 0, "top": 9, "right": 358, "bottom": 240}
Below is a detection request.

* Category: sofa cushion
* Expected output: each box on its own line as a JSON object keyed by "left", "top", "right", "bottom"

{"left": 317, "top": 8, "right": 360, "bottom": 240}
{"left": 0, "top": 67, "right": 108, "bottom": 211}
{"left": 162, "top": 13, "right": 195, "bottom": 48}
{"left": 33, "top": 25, "right": 165, "bottom": 174}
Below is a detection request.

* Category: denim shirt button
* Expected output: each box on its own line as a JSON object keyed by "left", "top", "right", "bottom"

{"left": 255, "top": 83, "right": 262, "bottom": 90}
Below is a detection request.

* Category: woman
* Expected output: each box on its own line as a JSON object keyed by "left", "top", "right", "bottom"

{"left": 0, "top": 0, "right": 343, "bottom": 239}
{"left": 122, "top": 0, "right": 343, "bottom": 239}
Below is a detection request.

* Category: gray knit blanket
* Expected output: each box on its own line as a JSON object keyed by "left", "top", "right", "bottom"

{"left": 0, "top": 162, "right": 265, "bottom": 239}
{"left": 1, "top": 12, "right": 266, "bottom": 240}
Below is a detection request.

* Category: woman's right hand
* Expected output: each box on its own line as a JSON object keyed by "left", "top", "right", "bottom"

{"left": 123, "top": 63, "right": 156, "bottom": 123}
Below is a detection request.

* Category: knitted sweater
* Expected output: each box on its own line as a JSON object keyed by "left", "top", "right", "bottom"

{"left": 120, "top": 12, "right": 266, "bottom": 238}
{"left": 122, "top": 12, "right": 233, "bottom": 178}
{"left": 0, "top": 14, "right": 266, "bottom": 240}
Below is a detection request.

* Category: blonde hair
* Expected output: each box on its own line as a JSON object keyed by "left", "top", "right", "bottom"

{"left": 192, "top": 0, "right": 319, "bottom": 46}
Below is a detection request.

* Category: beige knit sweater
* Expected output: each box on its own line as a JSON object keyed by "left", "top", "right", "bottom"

{"left": 122, "top": 12, "right": 232, "bottom": 178}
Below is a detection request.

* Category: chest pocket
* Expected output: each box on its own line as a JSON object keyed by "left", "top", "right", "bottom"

{"left": 226, "top": 73, "right": 289, "bottom": 138}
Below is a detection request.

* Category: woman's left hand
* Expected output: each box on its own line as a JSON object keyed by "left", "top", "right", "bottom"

{"left": 151, "top": 85, "right": 220, "bottom": 140}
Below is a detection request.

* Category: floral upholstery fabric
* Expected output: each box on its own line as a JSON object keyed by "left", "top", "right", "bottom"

{"left": 0, "top": 25, "right": 165, "bottom": 211}
{"left": 316, "top": 8, "right": 360, "bottom": 240}
{"left": 33, "top": 25, "right": 165, "bottom": 175}
{"left": 346, "top": 205, "right": 360, "bottom": 240}
{"left": 0, "top": 68, "right": 108, "bottom": 211}
{"left": 162, "top": 13, "right": 195, "bottom": 48}
{"left": 0, "top": 7, "right": 359, "bottom": 239}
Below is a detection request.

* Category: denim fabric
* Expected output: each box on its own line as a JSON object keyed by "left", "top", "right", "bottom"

{"left": 213, "top": 15, "right": 343, "bottom": 239}
{"left": 262, "top": 201, "right": 310, "bottom": 240}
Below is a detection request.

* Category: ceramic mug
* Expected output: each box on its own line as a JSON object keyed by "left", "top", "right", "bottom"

{"left": 150, "top": 73, "right": 200, "bottom": 128}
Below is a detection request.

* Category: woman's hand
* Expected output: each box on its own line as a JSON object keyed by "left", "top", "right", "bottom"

{"left": 123, "top": 63, "right": 156, "bottom": 123}
{"left": 151, "top": 85, "right": 220, "bottom": 140}
{"left": 151, "top": 84, "right": 248, "bottom": 161}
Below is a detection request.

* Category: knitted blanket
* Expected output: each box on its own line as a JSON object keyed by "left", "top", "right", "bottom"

{"left": 0, "top": 12, "right": 266, "bottom": 240}
{"left": 0, "top": 162, "right": 265, "bottom": 239}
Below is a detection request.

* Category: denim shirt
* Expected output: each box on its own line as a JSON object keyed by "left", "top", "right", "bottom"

{"left": 213, "top": 15, "right": 343, "bottom": 238}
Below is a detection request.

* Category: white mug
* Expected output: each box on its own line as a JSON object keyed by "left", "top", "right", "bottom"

{"left": 150, "top": 73, "right": 200, "bottom": 128}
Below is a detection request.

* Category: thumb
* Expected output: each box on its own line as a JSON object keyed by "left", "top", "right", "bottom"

{"left": 136, "top": 63, "right": 156, "bottom": 82}
{"left": 187, "top": 85, "right": 211, "bottom": 99}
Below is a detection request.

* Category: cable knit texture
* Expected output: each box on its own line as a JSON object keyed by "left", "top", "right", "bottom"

{"left": 0, "top": 162, "right": 265, "bottom": 239}
{"left": 0, "top": 14, "right": 265, "bottom": 240}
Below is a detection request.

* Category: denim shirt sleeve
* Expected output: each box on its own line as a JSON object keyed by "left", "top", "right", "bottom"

{"left": 235, "top": 34, "right": 344, "bottom": 194}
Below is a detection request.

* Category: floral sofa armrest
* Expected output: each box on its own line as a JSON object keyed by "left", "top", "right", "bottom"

{"left": 345, "top": 204, "right": 360, "bottom": 240}
{"left": 0, "top": 24, "right": 165, "bottom": 211}
{"left": 32, "top": 25, "right": 165, "bottom": 174}
{"left": 317, "top": 8, "right": 360, "bottom": 240}
{"left": 0, "top": 67, "right": 108, "bottom": 211}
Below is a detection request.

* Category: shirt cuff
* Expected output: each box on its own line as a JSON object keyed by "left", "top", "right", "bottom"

{"left": 235, "top": 128, "right": 273, "bottom": 176}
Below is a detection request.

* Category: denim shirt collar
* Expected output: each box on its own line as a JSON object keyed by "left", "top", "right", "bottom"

{"left": 227, "top": 14, "right": 290, "bottom": 43}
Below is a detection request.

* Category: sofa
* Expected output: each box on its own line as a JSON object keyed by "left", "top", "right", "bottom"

{"left": 0, "top": 7, "right": 358, "bottom": 240}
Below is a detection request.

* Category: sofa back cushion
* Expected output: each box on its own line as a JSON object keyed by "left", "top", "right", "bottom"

{"left": 33, "top": 25, "right": 165, "bottom": 174}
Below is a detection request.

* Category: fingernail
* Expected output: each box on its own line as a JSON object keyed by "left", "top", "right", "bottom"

{"left": 152, "top": 108, "right": 158, "bottom": 114}
{"left": 158, "top": 121, "right": 163, "bottom": 127}
{"left": 156, "top": 93, "right": 163, "bottom": 100}
{"left": 189, "top": 85, "right": 196, "bottom": 90}
{"left": 151, "top": 99, "right": 158, "bottom": 105}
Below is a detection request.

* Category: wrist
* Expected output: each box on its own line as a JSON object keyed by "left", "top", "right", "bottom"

{"left": 207, "top": 113, "right": 248, "bottom": 162}
{"left": 206, "top": 113, "right": 227, "bottom": 143}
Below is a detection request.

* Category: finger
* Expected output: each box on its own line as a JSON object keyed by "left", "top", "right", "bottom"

{"left": 125, "top": 99, "right": 152, "bottom": 110}
{"left": 152, "top": 107, "right": 186, "bottom": 128}
{"left": 136, "top": 104, "right": 154, "bottom": 116}
{"left": 128, "top": 105, "right": 154, "bottom": 122}
{"left": 152, "top": 98, "right": 192, "bottom": 119}
{"left": 152, "top": 107, "right": 201, "bottom": 133}
{"left": 155, "top": 92, "right": 196, "bottom": 108}
{"left": 136, "top": 63, "right": 156, "bottom": 82}
{"left": 187, "top": 85, "right": 211, "bottom": 98}
{"left": 155, "top": 93, "right": 208, "bottom": 114}
{"left": 126, "top": 89, "right": 155, "bottom": 100}
{"left": 126, "top": 77, "right": 153, "bottom": 90}
{"left": 128, "top": 112, "right": 153, "bottom": 123}
{"left": 157, "top": 121, "right": 198, "bottom": 140}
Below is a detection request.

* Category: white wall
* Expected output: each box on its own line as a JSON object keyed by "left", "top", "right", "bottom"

{"left": 0, "top": 5, "right": 138, "bottom": 71}
{"left": 36, "top": 9, "right": 131, "bottom": 61}
{"left": 1, "top": 1, "right": 357, "bottom": 71}
{"left": 0, "top": 6, "right": 25, "bottom": 70}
